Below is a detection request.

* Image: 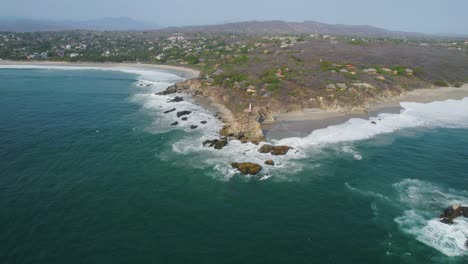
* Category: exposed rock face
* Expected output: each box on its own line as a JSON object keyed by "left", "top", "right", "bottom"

{"left": 164, "top": 108, "right": 176, "bottom": 114}
{"left": 177, "top": 111, "right": 192, "bottom": 118}
{"left": 439, "top": 204, "right": 466, "bottom": 224}
{"left": 156, "top": 85, "right": 178, "bottom": 95}
{"left": 168, "top": 96, "right": 184, "bottom": 103}
{"left": 258, "top": 144, "right": 292, "bottom": 155}
{"left": 265, "top": 160, "right": 275, "bottom": 166}
{"left": 203, "top": 138, "right": 228, "bottom": 150}
{"left": 160, "top": 79, "right": 266, "bottom": 143}
{"left": 231, "top": 162, "right": 262, "bottom": 175}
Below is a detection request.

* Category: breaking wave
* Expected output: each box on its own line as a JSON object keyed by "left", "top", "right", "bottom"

{"left": 394, "top": 179, "right": 468, "bottom": 257}
{"left": 2, "top": 64, "right": 468, "bottom": 179}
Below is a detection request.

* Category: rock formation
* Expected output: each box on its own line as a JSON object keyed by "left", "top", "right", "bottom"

{"left": 265, "top": 160, "right": 275, "bottom": 166}
{"left": 177, "top": 111, "right": 192, "bottom": 118}
{"left": 203, "top": 138, "right": 228, "bottom": 150}
{"left": 163, "top": 108, "right": 176, "bottom": 114}
{"left": 168, "top": 96, "right": 184, "bottom": 103}
{"left": 231, "top": 162, "right": 262, "bottom": 175}
{"left": 439, "top": 204, "right": 467, "bottom": 224}
{"left": 258, "top": 144, "right": 292, "bottom": 155}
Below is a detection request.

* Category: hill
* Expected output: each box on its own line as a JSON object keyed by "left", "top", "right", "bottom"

{"left": 161, "top": 20, "right": 426, "bottom": 38}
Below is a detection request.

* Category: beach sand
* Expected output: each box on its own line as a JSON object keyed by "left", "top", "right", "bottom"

{"left": 263, "top": 84, "right": 468, "bottom": 139}
{"left": 0, "top": 60, "right": 200, "bottom": 79}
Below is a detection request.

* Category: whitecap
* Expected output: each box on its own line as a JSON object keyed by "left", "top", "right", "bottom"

{"left": 394, "top": 179, "right": 468, "bottom": 257}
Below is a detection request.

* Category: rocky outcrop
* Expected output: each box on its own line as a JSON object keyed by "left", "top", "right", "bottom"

{"left": 168, "top": 96, "right": 184, "bottom": 103}
{"left": 258, "top": 144, "right": 292, "bottom": 155}
{"left": 265, "top": 159, "right": 275, "bottom": 166}
{"left": 159, "top": 79, "right": 266, "bottom": 143}
{"left": 177, "top": 111, "right": 192, "bottom": 118}
{"left": 231, "top": 162, "right": 262, "bottom": 175}
{"left": 164, "top": 108, "right": 176, "bottom": 114}
{"left": 439, "top": 204, "right": 467, "bottom": 224}
{"left": 203, "top": 138, "right": 228, "bottom": 150}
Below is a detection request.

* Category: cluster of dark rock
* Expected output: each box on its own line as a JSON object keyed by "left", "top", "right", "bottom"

{"left": 231, "top": 162, "right": 262, "bottom": 175}
{"left": 203, "top": 137, "right": 228, "bottom": 150}
{"left": 203, "top": 142, "right": 291, "bottom": 175}
{"left": 168, "top": 96, "right": 184, "bottom": 103}
{"left": 439, "top": 204, "right": 468, "bottom": 224}
{"left": 163, "top": 107, "right": 209, "bottom": 130}
{"left": 258, "top": 144, "right": 292, "bottom": 155}
{"left": 439, "top": 204, "right": 468, "bottom": 249}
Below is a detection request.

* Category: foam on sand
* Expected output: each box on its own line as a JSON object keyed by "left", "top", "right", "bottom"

{"left": 394, "top": 179, "right": 468, "bottom": 257}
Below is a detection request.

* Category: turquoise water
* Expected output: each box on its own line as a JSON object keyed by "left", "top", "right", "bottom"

{"left": 1, "top": 68, "right": 468, "bottom": 263}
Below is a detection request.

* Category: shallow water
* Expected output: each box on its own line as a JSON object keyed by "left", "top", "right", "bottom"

{"left": 1, "top": 68, "right": 467, "bottom": 263}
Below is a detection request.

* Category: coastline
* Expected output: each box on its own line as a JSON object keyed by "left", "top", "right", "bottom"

{"left": 0, "top": 60, "right": 200, "bottom": 79}
{"left": 2, "top": 60, "right": 468, "bottom": 142}
{"left": 263, "top": 84, "right": 468, "bottom": 139}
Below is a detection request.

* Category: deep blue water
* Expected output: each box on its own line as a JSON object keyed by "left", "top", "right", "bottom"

{"left": 1, "top": 68, "right": 467, "bottom": 263}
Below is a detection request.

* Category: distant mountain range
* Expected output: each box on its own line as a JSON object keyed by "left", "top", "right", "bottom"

{"left": 0, "top": 17, "right": 160, "bottom": 32}
{"left": 1, "top": 18, "right": 463, "bottom": 38}
{"left": 162, "top": 20, "right": 426, "bottom": 38}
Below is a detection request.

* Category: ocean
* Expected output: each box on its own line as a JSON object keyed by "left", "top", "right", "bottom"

{"left": 1, "top": 67, "right": 467, "bottom": 263}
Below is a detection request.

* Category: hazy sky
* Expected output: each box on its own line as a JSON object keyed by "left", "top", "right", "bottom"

{"left": 2, "top": 0, "right": 468, "bottom": 34}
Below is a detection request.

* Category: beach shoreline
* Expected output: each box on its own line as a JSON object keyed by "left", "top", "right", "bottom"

{"left": 2, "top": 60, "right": 468, "bottom": 142}
{"left": 0, "top": 60, "right": 200, "bottom": 79}
{"left": 263, "top": 84, "right": 468, "bottom": 139}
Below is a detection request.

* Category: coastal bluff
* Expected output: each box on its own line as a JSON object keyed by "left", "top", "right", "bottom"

{"left": 158, "top": 79, "right": 266, "bottom": 142}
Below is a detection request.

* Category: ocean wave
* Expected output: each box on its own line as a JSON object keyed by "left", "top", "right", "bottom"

{"left": 275, "top": 98, "right": 468, "bottom": 151}
{"left": 0, "top": 64, "right": 183, "bottom": 83}
{"left": 394, "top": 179, "right": 468, "bottom": 257}
{"left": 4, "top": 65, "right": 468, "bottom": 180}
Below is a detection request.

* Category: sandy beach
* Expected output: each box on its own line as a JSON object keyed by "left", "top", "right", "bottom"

{"left": 0, "top": 60, "right": 200, "bottom": 79}
{"left": 263, "top": 84, "right": 468, "bottom": 139}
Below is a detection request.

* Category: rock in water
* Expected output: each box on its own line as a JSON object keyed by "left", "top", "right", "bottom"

{"left": 462, "top": 206, "right": 468, "bottom": 217}
{"left": 181, "top": 117, "right": 188, "bottom": 121}
{"left": 170, "top": 121, "right": 179, "bottom": 126}
{"left": 163, "top": 108, "right": 176, "bottom": 114}
{"left": 371, "top": 121, "right": 377, "bottom": 125}
{"left": 271, "top": 146, "right": 292, "bottom": 155}
{"left": 190, "top": 125, "right": 198, "bottom": 129}
{"left": 168, "top": 96, "right": 184, "bottom": 103}
{"left": 258, "top": 144, "right": 292, "bottom": 155}
{"left": 156, "top": 85, "right": 177, "bottom": 95}
{"left": 202, "top": 138, "right": 228, "bottom": 150}
{"left": 440, "top": 204, "right": 464, "bottom": 224}
{"left": 177, "top": 111, "right": 192, "bottom": 118}
{"left": 265, "top": 160, "right": 275, "bottom": 166}
{"left": 231, "top": 162, "right": 262, "bottom": 175}
{"left": 258, "top": 144, "right": 273, "bottom": 153}
{"left": 200, "top": 121, "right": 208, "bottom": 124}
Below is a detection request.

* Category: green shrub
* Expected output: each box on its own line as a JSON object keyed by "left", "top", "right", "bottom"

{"left": 434, "top": 80, "right": 449, "bottom": 87}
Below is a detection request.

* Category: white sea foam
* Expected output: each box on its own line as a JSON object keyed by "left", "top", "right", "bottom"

{"left": 3, "top": 64, "right": 468, "bottom": 179}
{"left": 0, "top": 64, "right": 183, "bottom": 83}
{"left": 394, "top": 179, "right": 468, "bottom": 257}
{"left": 275, "top": 98, "right": 468, "bottom": 150}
